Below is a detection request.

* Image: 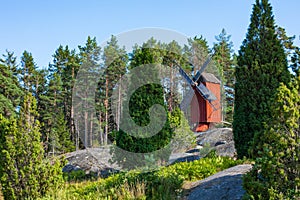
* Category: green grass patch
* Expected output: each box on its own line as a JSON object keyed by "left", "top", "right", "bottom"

{"left": 40, "top": 155, "right": 245, "bottom": 200}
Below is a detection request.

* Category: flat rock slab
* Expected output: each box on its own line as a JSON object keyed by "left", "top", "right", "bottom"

{"left": 185, "top": 164, "right": 252, "bottom": 200}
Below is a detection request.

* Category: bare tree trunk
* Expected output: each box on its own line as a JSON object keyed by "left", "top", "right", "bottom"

{"left": 52, "top": 141, "right": 55, "bottom": 156}
{"left": 99, "top": 113, "right": 103, "bottom": 145}
{"left": 71, "top": 67, "right": 75, "bottom": 149}
{"left": 90, "top": 113, "right": 94, "bottom": 147}
{"left": 116, "top": 75, "right": 122, "bottom": 131}
{"left": 104, "top": 76, "right": 109, "bottom": 146}
{"left": 168, "top": 64, "right": 174, "bottom": 112}
{"left": 75, "top": 119, "right": 79, "bottom": 151}
{"left": 116, "top": 102, "right": 119, "bottom": 131}
{"left": 84, "top": 111, "right": 88, "bottom": 147}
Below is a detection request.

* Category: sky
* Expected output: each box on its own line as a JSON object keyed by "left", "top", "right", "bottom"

{"left": 0, "top": 0, "right": 299, "bottom": 68}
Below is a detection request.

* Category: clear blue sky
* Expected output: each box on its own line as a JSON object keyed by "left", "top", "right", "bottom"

{"left": 0, "top": 0, "right": 299, "bottom": 68}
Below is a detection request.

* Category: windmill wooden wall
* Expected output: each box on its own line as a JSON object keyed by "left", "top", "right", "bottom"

{"left": 190, "top": 73, "right": 221, "bottom": 131}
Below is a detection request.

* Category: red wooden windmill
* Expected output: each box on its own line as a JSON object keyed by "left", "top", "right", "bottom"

{"left": 177, "top": 55, "right": 221, "bottom": 132}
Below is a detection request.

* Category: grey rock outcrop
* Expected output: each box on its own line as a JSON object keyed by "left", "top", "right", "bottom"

{"left": 62, "top": 146, "right": 120, "bottom": 177}
{"left": 196, "top": 128, "right": 237, "bottom": 158}
{"left": 185, "top": 164, "right": 252, "bottom": 200}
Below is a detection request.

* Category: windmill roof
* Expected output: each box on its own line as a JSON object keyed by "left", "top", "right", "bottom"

{"left": 200, "top": 72, "right": 221, "bottom": 84}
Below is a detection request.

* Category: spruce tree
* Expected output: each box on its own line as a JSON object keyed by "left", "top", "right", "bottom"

{"left": 0, "top": 63, "right": 23, "bottom": 117}
{"left": 233, "top": 0, "right": 290, "bottom": 158}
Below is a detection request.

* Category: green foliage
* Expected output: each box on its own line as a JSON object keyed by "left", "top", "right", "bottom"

{"left": 96, "top": 35, "right": 128, "bottom": 145}
{"left": 0, "top": 50, "right": 18, "bottom": 74}
{"left": 112, "top": 41, "right": 173, "bottom": 169}
{"left": 0, "top": 94, "right": 64, "bottom": 200}
{"left": 63, "top": 170, "right": 94, "bottom": 182}
{"left": 47, "top": 45, "right": 81, "bottom": 150}
{"left": 213, "top": 28, "right": 236, "bottom": 124}
{"left": 168, "top": 107, "right": 196, "bottom": 153}
{"left": 243, "top": 76, "right": 300, "bottom": 199}
{"left": 233, "top": 0, "right": 291, "bottom": 158}
{"left": 40, "top": 69, "right": 75, "bottom": 154}
{"left": 50, "top": 110, "right": 75, "bottom": 154}
{"left": 0, "top": 63, "right": 23, "bottom": 117}
{"left": 291, "top": 46, "right": 300, "bottom": 77}
{"left": 41, "top": 156, "right": 243, "bottom": 200}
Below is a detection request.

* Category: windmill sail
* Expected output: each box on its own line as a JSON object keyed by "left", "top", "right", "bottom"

{"left": 177, "top": 55, "right": 218, "bottom": 111}
{"left": 195, "top": 82, "right": 217, "bottom": 102}
{"left": 193, "top": 56, "right": 212, "bottom": 82}
{"left": 180, "top": 89, "right": 194, "bottom": 111}
{"left": 178, "top": 67, "right": 194, "bottom": 85}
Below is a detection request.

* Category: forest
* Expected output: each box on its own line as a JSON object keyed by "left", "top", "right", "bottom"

{"left": 0, "top": 0, "right": 299, "bottom": 199}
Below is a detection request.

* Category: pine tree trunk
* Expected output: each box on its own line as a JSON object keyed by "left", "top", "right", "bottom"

{"left": 104, "top": 76, "right": 109, "bottom": 145}
{"left": 84, "top": 111, "right": 88, "bottom": 147}
{"left": 99, "top": 113, "right": 103, "bottom": 145}
{"left": 71, "top": 67, "right": 75, "bottom": 149}
{"left": 168, "top": 64, "right": 173, "bottom": 112}
{"left": 116, "top": 75, "right": 122, "bottom": 131}
{"left": 75, "top": 119, "right": 79, "bottom": 151}
{"left": 90, "top": 113, "right": 93, "bottom": 147}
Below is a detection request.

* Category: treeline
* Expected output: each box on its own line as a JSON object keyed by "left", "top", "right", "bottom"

{"left": 0, "top": 31, "right": 236, "bottom": 155}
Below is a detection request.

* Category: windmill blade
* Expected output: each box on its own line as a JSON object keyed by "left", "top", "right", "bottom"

{"left": 178, "top": 67, "right": 194, "bottom": 86}
{"left": 195, "top": 82, "right": 217, "bottom": 102}
{"left": 180, "top": 89, "right": 195, "bottom": 111}
{"left": 193, "top": 55, "right": 213, "bottom": 82}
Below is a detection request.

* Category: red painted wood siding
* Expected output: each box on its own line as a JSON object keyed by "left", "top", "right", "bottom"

{"left": 191, "top": 82, "right": 221, "bottom": 123}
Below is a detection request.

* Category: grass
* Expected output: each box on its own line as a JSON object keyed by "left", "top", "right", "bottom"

{"left": 37, "top": 155, "right": 246, "bottom": 200}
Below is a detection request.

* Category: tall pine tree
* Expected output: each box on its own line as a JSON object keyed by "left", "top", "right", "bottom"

{"left": 213, "top": 29, "right": 236, "bottom": 123}
{"left": 49, "top": 45, "right": 81, "bottom": 150}
{"left": 233, "top": 0, "right": 290, "bottom": 158}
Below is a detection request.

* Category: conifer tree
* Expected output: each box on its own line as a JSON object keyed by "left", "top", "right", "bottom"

{"left": 0, "top": 94, "right": 64, "bottom": 199}
{"left": 50, "top": 45, "right": 81, "bottom": 149}
{"left": 233, "top": 0, "right": 290, "bottom": 158}
{"left": 291, "top": 47, "right": 300, "bottom": 77}
{"left": 0, "top": 63, "right": 23, "bottom": 117}
{"left": 76, "top": 36, "right": 101, "bottom": 147}
{"left": 162, "top": 40, "right": 183, "bottom": 112}
{"left": 19, "top": 51, "right": 37, "bottom": 93}
{"left": 0, "top": 50, "right": 18, "bottom": 75}
{"left": 213, "top": 29, "right": 235, "bottom": 123}
{"left": 98, "top": 35, "right": 128, "bottom": 145}
{"left": 243, "top": 76, "right": 300, "bottom": 199}
{"left": 40, "top": 71, "right": 75, "bottom": 154}
{"left": 113, "top": 40, "right": 172, "bottom": 168}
